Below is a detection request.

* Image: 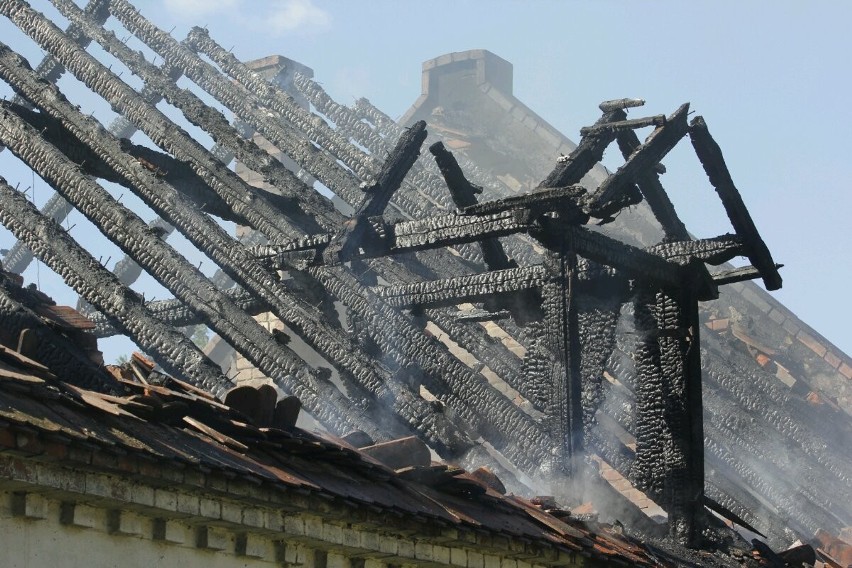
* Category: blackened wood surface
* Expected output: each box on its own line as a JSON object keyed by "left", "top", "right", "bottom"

{"left": 688, "top": 117, "right": 782, "bottom": 291}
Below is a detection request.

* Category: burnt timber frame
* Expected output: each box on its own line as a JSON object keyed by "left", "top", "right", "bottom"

{"left": 0, "top": 0, "right": 792, "bottom": 549}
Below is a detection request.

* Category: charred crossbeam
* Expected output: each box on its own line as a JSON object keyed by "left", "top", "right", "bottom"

{"left": 461, "top": 185, "right": 589, "bottom": 221}
{"left": 376, "top": 265, "right": 548, "bottom": 308}
{"left": 711, "top": 264, "right": 783, "bottom": 286}
{"left": 429, "top": 141, "right": 515, "bottom": 268}
{"left": 580, "top": 114, "right": 667, "bottom": 137}
{"left": 648, "top": 235, "right": 744, "bottom": 266}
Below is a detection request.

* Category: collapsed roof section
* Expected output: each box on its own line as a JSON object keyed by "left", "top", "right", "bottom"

{"left": 0, "top": 0, "right": 847, "bottom": 554}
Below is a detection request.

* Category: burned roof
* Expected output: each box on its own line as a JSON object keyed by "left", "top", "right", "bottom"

{"left": 0, "top": 0, "right": 848, "bottom": 560}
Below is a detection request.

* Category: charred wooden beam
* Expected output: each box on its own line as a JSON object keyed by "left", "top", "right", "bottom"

{"left": 2, "top": 193, "right": 73, "bottom": 273}
{"left": 388, "top": 210, "right": 529, "bottom": 255}
{"left": 688, "top": 116, "right": 782, "bottom": 291}
{"left": 0, "top": 179, "right": 233, "bottom": 396}
{"left": 262, "top": 209, "right": 687, "bottom": 289}
{"left": 429, "top": 141, "right": 515, "bottom": 269}
{"left": 552, "top": 224, "right": 684, "bottom": 287}
{"left": 648, "top": 235, "right": 744, "bottom": 266}
{"left": 579, "top": 114, "right": 667, "bottom": 137}
{"left": 462, "top": 185, "right": 589, "bottom": 222}
{"left": 613, "top": 124, "right": 690, "bottom": 241}
{"left": 0, "top": 101, "right": 308, "bottom": 397}
{"left": 295, "top": 74, "right": 549, "bottom": 279}
{"left": 599, "top": 98, "right": 646, "bottom": 112}
{"left": 323, "top": 121, "right": 426, "bottom": 265}
{"left": 375, "top": 265, "right": 547, "bottom": 308}
{"left": 588, "top": 103, "right": 690, "bottom": 215}
{"left": 537, "top": 109, "right": 626, "bottom": 189}
{"left": 535, "top": 249, "right": 582, "bottom": 473}
{"left": 89, "top": 287, "right": 269, "bottom": 338}
{"left": 711, "top": 263, "right": 783, "bottom": 286}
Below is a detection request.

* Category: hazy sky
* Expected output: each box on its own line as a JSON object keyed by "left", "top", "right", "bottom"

{"left": 0, "top": 1, "right": 849, "bottom": 359}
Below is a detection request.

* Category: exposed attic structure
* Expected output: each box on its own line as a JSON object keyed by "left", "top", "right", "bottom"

{"left": 0, "top": 0, "right": 850, "bottom": 559}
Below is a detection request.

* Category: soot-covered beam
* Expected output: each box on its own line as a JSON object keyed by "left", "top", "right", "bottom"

{"left": 688, "top": 116, "right": 782, "bottom": 291}
{"left": 430, "top": 141, "right": 515, "bottom": 270}
{"left": 613, "top": 125, "right": 690, "bottom": 241}
{"left": 375, "top": 265, "right": 547, "bottom": 308}
{"left": 537, "top": 109, "right": 627, "bottom": 189}
{"left": 323, "top": 121, "right": 427, "bottom": 265}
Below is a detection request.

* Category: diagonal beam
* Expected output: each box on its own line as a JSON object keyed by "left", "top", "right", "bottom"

{"left": 688, "top": 116, "right": 782, "bottom": 291}
{"left": 614, "top": 127, "right": 690, "bottom": 241}
{"left": 588, "top": 103, "right": 691, "bottom": 214}
{"left": 323, "top": 121, "right": 426, "bottom": 264}
{"left": 537, "top": 109, "right": 627, "bottom": 189}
